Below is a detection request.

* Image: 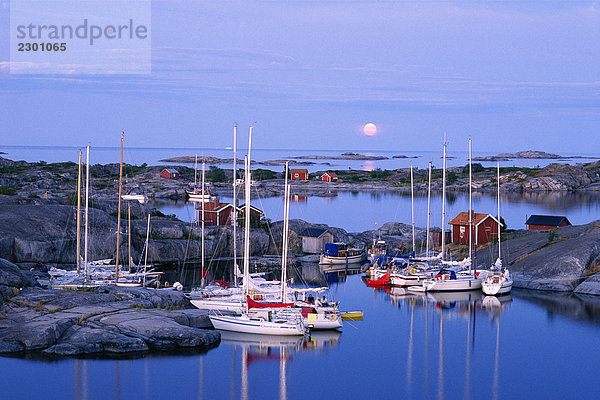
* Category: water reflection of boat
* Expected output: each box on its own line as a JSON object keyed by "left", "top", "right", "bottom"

{"left": 482, "top": 294, "right": 513, "bottom": 310}
{"left": 389, "top": 286, "right": 415, "bottom": 299}
{"left": 322, "top": 265, "right": 362, "bottom": 286}
{"left": 303, "top": 331, "right": 342, "bottom": 352}
{"left": 220, "top": 329, "right": 341, "bottom": 353}
{"left": 426, "top": 290, "right": 484, "bottom": 305}
{"left": 220, "top": 330, "right": 305, "bottom": 349}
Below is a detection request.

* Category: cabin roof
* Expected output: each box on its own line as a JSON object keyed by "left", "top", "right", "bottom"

{"left": 448, "top": 211, "right": 501, "bottom": 227}
{"left": 525, "top": 215, "right": 570, "bottom": 226}
{"left": 300, "top": 227, "right": 330, "bottom": 238}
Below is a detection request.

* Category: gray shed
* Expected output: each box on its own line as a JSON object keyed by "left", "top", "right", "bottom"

{"left": 300, "top": 227, "right": 334, "bottom": 254}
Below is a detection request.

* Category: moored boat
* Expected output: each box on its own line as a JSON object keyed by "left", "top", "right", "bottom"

{"left": 481, "top": 163, "right": 512, "bottom": 296}
{"left": 209, "top": 309, "right": 306, "bottom": 336}
{"left": 319, "top": 242, "right": 365, "bottom": 265}
{"left": 419, "top": 269, "right": 482, "bottom": 292}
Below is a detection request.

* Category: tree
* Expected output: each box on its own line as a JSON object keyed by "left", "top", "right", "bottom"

{"left": 462, "top": 163, "right": 484, "bottom": 174}
{"left": 499, "top": 217, "right": 507, "bottom": 233}
{"left": 446, "top": 171, "right": 457, "bottom": 184}
{"left": 253, "top": 168, "right": 277, "bottom": 181}
{"left": 207, "top": 166, "right": 227, "bottom": 182}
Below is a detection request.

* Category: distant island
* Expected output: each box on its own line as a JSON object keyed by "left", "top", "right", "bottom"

{"left": 392, "top": 155, "right": 420, "bottom": 159}
{"left": 473, "top": 150, "right": 599, "bottom": 162}
{"left": 291, "top": 152, "right": 388, "bottom": 161}
{"left": 159, "top": 156, "right": 326, "bottom": 166}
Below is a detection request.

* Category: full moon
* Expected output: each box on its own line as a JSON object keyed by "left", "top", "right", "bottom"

{"left": 363, "top": 123, "right": 377, "bottom": 136}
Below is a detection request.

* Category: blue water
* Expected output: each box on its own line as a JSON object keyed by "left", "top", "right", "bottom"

{"left": 3, "top": 273, "right": 600, "bottom": 399}
{"left": 154, "top": 190, "right": 600, "bottom": 233}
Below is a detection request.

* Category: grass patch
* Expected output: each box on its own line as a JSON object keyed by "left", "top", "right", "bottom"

{"left": 0, "top": 186, "right": 17, "bottom": 196}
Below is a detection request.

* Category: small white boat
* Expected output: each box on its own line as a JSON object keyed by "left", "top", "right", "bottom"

{"left": 186, "top": 189, "right": 212, "bottom": 202}
{"left": 482, "top": 265, "right": 512, "bottom": 295}
{"left": 121, "top": 194, "right": 146, "bottom": 204}
{"left": 209, "top": 309, "right": 306, "bottom": 336}
{"left": 482, "top": 164, "right": 512, "bottom": 296}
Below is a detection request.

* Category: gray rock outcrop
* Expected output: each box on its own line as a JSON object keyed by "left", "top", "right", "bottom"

{"left": 0, "top": 285, "right": 219, "bottom": 356}
{"left": 470, "top": 222, "right": 600, "bottom": 291}
{"left": 573, "top": 272, "right": 600, "bottom": 295}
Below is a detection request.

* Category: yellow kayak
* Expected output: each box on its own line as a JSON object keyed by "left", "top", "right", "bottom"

{"left": 341, "top": 311, "right": 364, "bottom": 320}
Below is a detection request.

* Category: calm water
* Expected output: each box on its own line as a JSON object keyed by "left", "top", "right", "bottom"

{"left": 154, "top": 190, "right": 600, "bottom": 233}
{"left": 3, "top": 272, "right": 600, "bottom": 400}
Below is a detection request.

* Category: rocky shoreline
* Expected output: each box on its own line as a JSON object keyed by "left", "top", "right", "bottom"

{"left": 0, "top": 259, "right": 219, "bottom": 357}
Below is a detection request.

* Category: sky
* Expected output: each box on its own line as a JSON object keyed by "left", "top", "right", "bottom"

{"left": 1, "top": 1, "right": 599, "bottom": 154}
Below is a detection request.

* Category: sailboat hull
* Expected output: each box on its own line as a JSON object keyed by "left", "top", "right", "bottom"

{"left": 482, "top": 281, "right": 512, "bottom": 295}
{"left": 209, "top": 315, "right": 305, "bottom": 336}
{"left": 191, "top": 298, "right": 245, "bottom": 313}
{"left": 319, "top": 253, "right": 365, "bottom": 265}
{"left": 390, "top": 274, "right": 429, "bottom": 287}
{"left": 423, "top": 277, "right": 482, "bottom": 292}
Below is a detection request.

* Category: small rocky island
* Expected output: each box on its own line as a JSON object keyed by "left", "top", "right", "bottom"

{"left": 290, "top": 152, "right": 388, "bottom": 160}
{"left": 472, "top": 150, "right": 599, "bottom": 162}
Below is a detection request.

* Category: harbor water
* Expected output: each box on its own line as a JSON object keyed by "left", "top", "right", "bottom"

{"left": 3, "top": 271, "right": 600, "bottom": 399}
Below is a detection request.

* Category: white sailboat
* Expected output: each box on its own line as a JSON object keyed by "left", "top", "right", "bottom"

{"left": 390, "top": 163, "right": 439, "bottom": 287}
{"left": 482, "top": 162, "right": 512, "bottom": 295}
{"left": 187, "top": 154, "right": 212, "bottom": 202}
{"left": 411, "top": 138, "right": 481, "bottom": 292}
{"left": 208, "top": 127, "right": 306, "bottom": 336}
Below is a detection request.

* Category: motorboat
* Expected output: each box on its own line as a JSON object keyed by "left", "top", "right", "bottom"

{"left": 319, "top": 242, "right": 365, "bottom": 265}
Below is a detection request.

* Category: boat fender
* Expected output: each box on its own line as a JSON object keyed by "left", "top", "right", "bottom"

{"left": 328, "top": 314, "right": 337, "bottom": 321}
{"left": 410, "top": 268, "right": 416, "bottom": 275}
{"left": 173, "top": 282, "right": 183, "bottom": 291}
{"left": 436, "top": 275, "right": 442, "bottom": 281}
{"left": 164, "top": 281, "right": 169, "bottom": 288}
{"left": 501, "top": 274, "right": 504, "bottom": 278}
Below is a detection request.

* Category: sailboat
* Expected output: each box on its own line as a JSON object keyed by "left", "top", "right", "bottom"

{"left": 187, "top": 154, "right": 212, "bottom": 202}
{"left": 482, "top": 162, "right": 512, "bottom": 295}
{"left": 390, "top": 163, "right": 440, "bottom": 287}
{"left": 208, "top": 127, "right": 306, "bottom": 336}
{"left": 411, "top": 138, "right": 481, "bottom": 292}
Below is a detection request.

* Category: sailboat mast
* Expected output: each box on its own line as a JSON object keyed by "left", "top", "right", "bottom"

{"left": 243, "top": 126, "right": 253, "bottom": 299}
{"left": 426, "top": 162, "right": 431, "bottom": 257}
{"left": 201, "top": 161, "right": 205, "bottom": 286}
{"left": 441, "top": 140, "right": 447, "bottom": 261}
{"left": 468, "top": 138, "right": 472, "bottom": 273}
{"left": 144, "top": 214, "right": 150, "bottom": 287}
{"left": 194, "top": 154, "right": 198, "bottom": 188}
{"left": 115, "top": 131, "right": 124, "bottom": 283}
{"left": 410, "top": 164, "right": 415, "bottom": 255}
{"left": 128, "top": 204, "right": 131, "bottom": 272}
{"left": 232, "top": 124, "right": 238, "bottom": 286}
{"left": 497, "top": 161, "right": 501, "bottom": 261}
{"left": 84, "top": 145, "right": 90, "bottom": 281}
{"left": 281, "top": 162, "right": 290, "bottom": 301}
{"left": 76, "top": 150, "right": 82, "bottom": 275}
